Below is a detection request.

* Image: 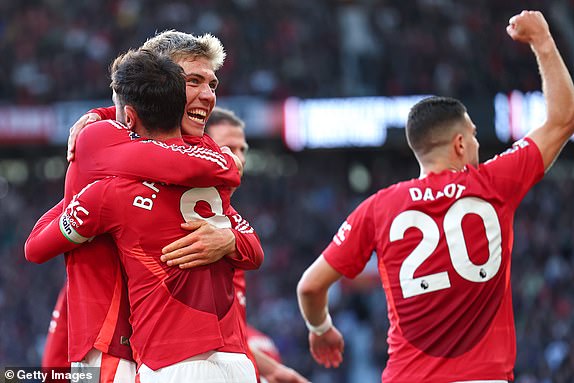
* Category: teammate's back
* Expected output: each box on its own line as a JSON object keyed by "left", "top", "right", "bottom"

{"left": 62, "top": 174, "right": 249, "bottom": 369}
{"left": 332, "top": 136, "right": 543, "bottom": 380}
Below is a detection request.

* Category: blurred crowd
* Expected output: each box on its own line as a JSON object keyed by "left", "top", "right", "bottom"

{"left": 2, "top": 0, "right": 574, "bottom": 382}
{"left": 1, "top": 0, "right": 573, "bottom": 104}
{"left": 2, "top": 147, "right": 574, "bottom": 382}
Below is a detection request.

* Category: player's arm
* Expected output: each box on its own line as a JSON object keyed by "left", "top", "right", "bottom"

{"left": 253, "top": 349, "right": 310, "bottom": 383}
{"left": 67, "top": 106, "right": 114, "bottom": 161}
{"left": 78, "top": 121, "right": 241, "bottom": 188}
{"left": 297, "top": 255, "right": 344, "bottom": 369}
{"left": 25, "top": 201, "right": 83, "bottom": 263}
{"left": 88, "top": 106, "right": 116, "bottom": 120}
{"left": 25, "top": 180, "right": 111, "bottom": 264}
{"left": 67, "top": 112, "right": 101, "bottom": 161}
{"left": 160, "top": 207, "right": 264, "bottom": 270}
{"left": 297, "top": 195, "right": 376, "bottom": 368}
{"left": 508, "top": 11, "right": 574, "bottom": 171}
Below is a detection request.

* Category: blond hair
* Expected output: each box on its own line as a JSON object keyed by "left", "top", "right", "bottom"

{"left": 142, "top": 30, "right": 226, "bottom": 70}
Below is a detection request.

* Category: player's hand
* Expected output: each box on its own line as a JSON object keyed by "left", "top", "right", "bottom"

{"left": 67, "top": 112, "right": 101, "bottom": 161}
{"left": 506, "top": 10, "right": 552, "bottom": 48}
{"left": 309, "top": 326, "right": 344, "bottom": 369}
{"left": 264, "top": 364, "right": 310, "bottom": 383}
{"left": 160, "top": 219, "right": 235, "bottom": 268}
{"left": 221, "top": 146, "right": 244, "bottom": 177}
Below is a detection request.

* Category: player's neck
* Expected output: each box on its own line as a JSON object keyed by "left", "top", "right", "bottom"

{"left": 419, "top": 159, "right": 465, "bottom": 178}
{"left": 135, "top": 126, "right": 182, "bottom": 141}
{"left": 144, "top": 131, "right": 182, "bottom": 141}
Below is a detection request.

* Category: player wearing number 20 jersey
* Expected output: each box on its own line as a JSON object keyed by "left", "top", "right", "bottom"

{"left": 322, "top": 137, "right": 544, "bottom": 382}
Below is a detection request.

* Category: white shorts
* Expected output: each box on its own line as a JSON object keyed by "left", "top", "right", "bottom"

{"left": 137, "top": 351, "right": 257, "bottom": 383}
{"left": 71, "top": 348, "right": 136, "bottom": 383}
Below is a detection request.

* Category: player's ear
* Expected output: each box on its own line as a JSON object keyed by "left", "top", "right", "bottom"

{"left": 453, "top": 133, "right": 465, "bottom": 157}
{"left": 124, "top": 105, "right": 138, "bottom": 129}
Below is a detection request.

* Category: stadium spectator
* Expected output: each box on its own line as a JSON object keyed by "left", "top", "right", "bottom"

{"left": 1, "top": 1, "right": 572, "bottom": 103}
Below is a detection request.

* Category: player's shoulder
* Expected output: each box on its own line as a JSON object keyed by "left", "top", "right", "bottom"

{"left": 375, "top": 177, "right": 422, "bottom": 199}
{"left": 83, "top": 119, "right": 128, "bottom": 133}
{"left": 78, "top": 119, "right": 129, "bottom": 141}
{"left": 79, "top": 176, "right": 119, "bottom": 194}
{"left": 357, "top": 178, "right": 418, "bottom": 213}
{"left": 201, "top": 133, "right": 223, "bottom": 152}
{"left": 482, "top": 137, "right": 537, "bottom": 168}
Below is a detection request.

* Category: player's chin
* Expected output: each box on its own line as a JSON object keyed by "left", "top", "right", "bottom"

{"left": 181, "top": 118, "right": 206, "bottom": 136}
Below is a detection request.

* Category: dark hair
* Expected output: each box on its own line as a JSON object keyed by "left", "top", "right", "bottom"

{"left": 205, "top": 107, "right": 245, "bottom": 134}
{"left": 110, "top": 49, "right": 186, "bottom": 133}
{"left": 406, "top": 96, "right": 467, "bottom": 156}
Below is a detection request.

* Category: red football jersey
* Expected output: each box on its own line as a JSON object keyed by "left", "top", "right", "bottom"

{"left": 59, "top": 176, "right": 262, "bottom": 369}
{"left": 42, "top": 286, "right": 70, "bottom": 369}
{"left": 40, "top": 119, "right": 240, "bottom": 362}
{"left": 322, "top": 138, "right": 544, "bottom": 382}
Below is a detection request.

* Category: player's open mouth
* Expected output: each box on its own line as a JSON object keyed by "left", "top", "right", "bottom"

{"left": 187, "top": 109, "right": 207, "bottom": 123}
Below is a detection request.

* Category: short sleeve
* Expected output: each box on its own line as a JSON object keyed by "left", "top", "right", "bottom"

{"left": 480, "top": 137, "right": 545, "bottom": 209}
{"left": 322, "top": 194, "right": 377, "bottom": 279}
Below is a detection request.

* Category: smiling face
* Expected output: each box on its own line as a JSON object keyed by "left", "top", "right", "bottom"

{"left": 177, "top": 57, "right": 219, "bottom": 137}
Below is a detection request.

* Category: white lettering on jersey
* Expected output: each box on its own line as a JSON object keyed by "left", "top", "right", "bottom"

{"left": 333, "top": 221, "right": 352, "bottom": 246}
{"left": 133, "top": 196, "right": 154, "bottom": 211}
{"left": 409, "top": 184, "right": 466, "bottom": 202}
{"left": 180, "top": 187, "right": 231, "bottom": 229}
{"left": 391, "top": 197, "right": 502, "bottom": 299}
{"left": 142, "top": 181, "right": 159, "bottom": 193}
{"left": 133, "top": 181, "right": 160, "bottom": 211}
{"left": 230, "top": 213, "right": 254, "bottom": 234}
{"left": 236, "top": 290, "right": 246, "bottom": 307}
{"left": 61, "top": 181, "right": 100, "bottom": 244}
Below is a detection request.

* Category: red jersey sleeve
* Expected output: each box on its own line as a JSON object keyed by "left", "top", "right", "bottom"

{"left": 62, "top": 179, "right": 118, "bottom": 240}
{"left": 25, "top": 180, "right": 116, "bottom": 263}
{"left": 226, "top": 206, "right": 264, "bottom": 270}
{"left": 480, "top": 137, "right": 545, "bottom": 210}
{"left": 76, "top": 120, "right": 241, "bottom": 188}
{"left": 322, "top": 195, "right": 377, "bottom": 279}
{"left": 88, "top": 106, "right": 116, "bottom": 120}
{"left": 25, "top": 199, "right": 70, "bottom": 263}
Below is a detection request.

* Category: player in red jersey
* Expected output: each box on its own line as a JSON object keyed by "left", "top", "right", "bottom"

{"left": 27, "top": 49, "right": 262, "bottom": 382}
{"left": 297, "top": 11, "right": 574, "bottom": 383}
{"left": 41, "top": 286, "right": 70, "bottom": 382}
{"left": 41, "top": 31, "right": 253, "bottom": 379}
{"left": 147, "top": 107, "right": 310, "bottom": 383}
{"left": 202, "top": 108, "right": 309, "bottom": 383}
{"left": 32, "top": 43, "right": 252, "bottom": 382}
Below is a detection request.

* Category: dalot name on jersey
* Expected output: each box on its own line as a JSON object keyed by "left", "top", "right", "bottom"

{"left": 409, "top": 183, "right": 466, "bottom": 202}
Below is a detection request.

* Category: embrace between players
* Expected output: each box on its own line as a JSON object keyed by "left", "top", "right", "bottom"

{"left": 26, "top": 9, "right": 574, "bottom": 383}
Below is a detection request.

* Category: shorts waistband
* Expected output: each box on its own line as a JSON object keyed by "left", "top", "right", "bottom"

{"left": 182, "top": 351, "right": 247, "bottom": 362}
